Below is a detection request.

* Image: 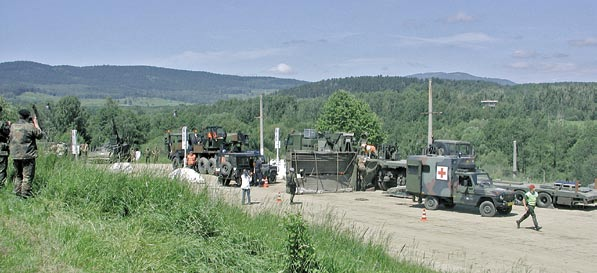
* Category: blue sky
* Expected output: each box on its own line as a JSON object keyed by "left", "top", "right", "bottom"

{"left": 1, "top": 0, "right": 596, "bottom": 83}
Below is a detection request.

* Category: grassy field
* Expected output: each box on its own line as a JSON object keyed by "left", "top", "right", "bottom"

{"left": 0, "top": 155, "right": 437, "bottom": 273}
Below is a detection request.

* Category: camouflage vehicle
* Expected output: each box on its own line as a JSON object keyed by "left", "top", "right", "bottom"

{"left": 355, "top": 143, "right": 407, "bottom": 191}
{"left": 406, "top": 154, "right": 515, "bottom": 217}
{"left": 493, "top": 180, "right": 597, "bottom": 208}
{"left": 427, "top": 139, "right": 476, "bottom": 169}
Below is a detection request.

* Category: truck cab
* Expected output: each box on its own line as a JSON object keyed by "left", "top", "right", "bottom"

{"left": 406, "top": 154, "right": 515, "bottom": 217}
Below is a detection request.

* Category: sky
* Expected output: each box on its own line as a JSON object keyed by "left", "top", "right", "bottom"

{"left": 1, "top": 0, "right": 596, "bottom": 83}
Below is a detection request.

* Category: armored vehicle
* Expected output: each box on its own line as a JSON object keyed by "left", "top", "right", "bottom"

{"left": 406, "top": 154, "right": 515, "bottom": 217}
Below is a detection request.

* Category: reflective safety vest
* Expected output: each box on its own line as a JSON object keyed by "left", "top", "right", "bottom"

{"left": 525, "top": 191, "right": 538, "bottom": 206}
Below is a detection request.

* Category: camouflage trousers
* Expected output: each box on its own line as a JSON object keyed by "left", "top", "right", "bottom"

{"left": 13, "top": 159, "right": 36, "bottom": 198}
{"left": 0, "top": 156, "right": 7, "bottom": 187}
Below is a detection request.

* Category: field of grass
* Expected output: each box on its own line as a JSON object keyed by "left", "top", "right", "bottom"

{"left": 0, "top": 155, "right": 437, "bottom": 273}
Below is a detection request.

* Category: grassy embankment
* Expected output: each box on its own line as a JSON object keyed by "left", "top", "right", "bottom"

{"left": 0, "top": 155, "right": 436, "bottom": 272}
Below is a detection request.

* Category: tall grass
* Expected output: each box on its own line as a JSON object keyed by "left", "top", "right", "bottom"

{"left": 0, "top": 155, "right": 436, "bottom": 273}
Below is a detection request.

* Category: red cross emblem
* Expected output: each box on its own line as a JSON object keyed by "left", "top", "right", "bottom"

{"left": 436, "top": 166, "right": 448, "bottom": 180}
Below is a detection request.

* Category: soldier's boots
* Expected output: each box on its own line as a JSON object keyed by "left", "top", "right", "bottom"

{"left": 534, "top": 226, "right": 542, "bottom": 231}
{"left": 516, "top": 220, "right": 520, "bottom": 229}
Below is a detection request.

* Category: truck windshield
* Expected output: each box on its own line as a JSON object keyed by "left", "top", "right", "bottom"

{"left": 475, "top": 173, "right": 493, "bottom": 187}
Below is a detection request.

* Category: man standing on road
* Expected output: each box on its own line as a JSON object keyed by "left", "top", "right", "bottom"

{"left": 9, "top": 109, "right": 43, "bottom": 198}
{"left": 516, "top": 184, "right": 542, "bottom": 231}
{"left": 254, "top": 157, "right": 263, "bottom": 186}
{"left": 241, "top": 169, "right": 251, "bottom": 205}
{"left": 287, "top": 168, "right": 298, "bottom": 204}
{"left": 0, "top": 106, "right": 11, "bottom": 188}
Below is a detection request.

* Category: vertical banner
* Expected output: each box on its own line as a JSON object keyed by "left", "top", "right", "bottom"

{"left": 182, "top": 126, "right": 188, "bottom": 167}
{"left": 71, "top": 129, "right": 79, "bottom": 155}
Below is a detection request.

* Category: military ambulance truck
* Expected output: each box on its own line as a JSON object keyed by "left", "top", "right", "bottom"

{"left": 406, "top": 154, "right": 515, "bottom": 217}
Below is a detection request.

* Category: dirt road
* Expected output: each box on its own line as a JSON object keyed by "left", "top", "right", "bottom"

{"left": 139, "top": 165, "right": 597, "bottom": 273}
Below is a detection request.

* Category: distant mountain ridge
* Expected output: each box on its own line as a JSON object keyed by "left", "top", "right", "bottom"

{"left": 406, "top": 72, "right": 516, "bottom": 86}
{"left": 0, "top": 61, "right": 308, "bottom": 104}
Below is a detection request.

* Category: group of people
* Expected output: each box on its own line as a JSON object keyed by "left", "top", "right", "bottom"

{"left": 0, "top": 107, "right": 44, "bottom": 198}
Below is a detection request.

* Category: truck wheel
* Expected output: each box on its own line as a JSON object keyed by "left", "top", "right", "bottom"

{"left": 514, "top": 191, "right": 525, "bottom": 205}
{"left": 207, "top": 158, "right": 217, "bottom": 174}
{"left": 268, "top": 172, "right": 276, "bottom": 183}
{"left": 198, "top": 157, "right": 209, "bottom": 174}
{"left": 479, "top": 201, "right": 496, "bottom": 217}
{"left": 172, "top": 157, "right": 180, "bottom": 170}
{"left": 424, "top": 196, "right": 439, "bottom": 210}
{"left": 536, "top": 192, "right": 552, "bottom": 208}
{"left": 220, "top": 162, "right": 232, "bottom": 176}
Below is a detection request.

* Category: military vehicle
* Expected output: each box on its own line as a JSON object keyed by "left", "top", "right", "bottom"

{"left": 285, "top": 129, "right": 359, "bottom": 192}
{"left": 218, "top": 150, "right": 277, "bottom": 186}
{"left": 165, "top": 126, "right": 277, "bottom": 186}
{"left": 405, "top": 154, "right": 515, "bottom": 217}
{"left": 493, "top": 180, "right": 597, "bottom": 208}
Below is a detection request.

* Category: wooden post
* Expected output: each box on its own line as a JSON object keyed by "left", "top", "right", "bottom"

{"left": 575, "top": 180, "right": 579, "bottom": 193}
{"left": 594, "top": 178, "right": 597, "bottom": 190}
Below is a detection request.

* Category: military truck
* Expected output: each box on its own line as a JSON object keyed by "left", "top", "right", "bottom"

{"left": 493, "top": 180, "right": 597, "bottom": 208}
{"left": 406, "top": 154, "right": 515, "bottom": 217}
{"left": 218, "top": 150, "right": 277, "bottom": 186}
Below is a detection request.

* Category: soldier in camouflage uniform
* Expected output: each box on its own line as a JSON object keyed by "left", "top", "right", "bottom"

{"left": 9, "top": 109, "right": 43, "bottom": 198}
{"left": 0, "top": 106, "right": 11, "bottom": 188}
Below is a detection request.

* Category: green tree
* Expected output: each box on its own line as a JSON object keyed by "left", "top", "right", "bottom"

{"left": 50, "top": 96, "right": 89, "bottom": 143}
{"left": 316, "top": 90, "right": 384, "bottom": 144}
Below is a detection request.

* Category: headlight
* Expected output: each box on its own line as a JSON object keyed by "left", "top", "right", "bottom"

{"left": 498, "top": 194, "right": 504, "bottom": 201}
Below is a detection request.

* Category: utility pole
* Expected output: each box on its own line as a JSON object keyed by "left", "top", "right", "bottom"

{"left": 513, "top": 140, "right": 517, "bottom": 178}
{"left": 259, "top": 94, "right": 264, "bottom": 156}
{"left": 422, "top": 79, "right": 442, "bottom": 147}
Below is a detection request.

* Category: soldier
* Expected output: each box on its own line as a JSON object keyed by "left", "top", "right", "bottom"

{"left": 254, "top": 157, "right": 263, "bottom": 186}
{"left": 287, "top": 168, "right": 298, "bottom": 204}
{"left": 0, "top": 106, "right": 11, "bottom": 188}
{"left": 516, "top": 184, "right": 542, "bottom": 231}
{"left": 152, "top": 146, "right": 159, "bottom": 163}
{"left": 9, "top": 109, "right": 43, "bottom": 198}
{"left": 145, "top": 147, "right": 151, "bottom": 163}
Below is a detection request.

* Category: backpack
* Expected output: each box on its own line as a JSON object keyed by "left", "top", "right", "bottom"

{"left": 287, "top": 174, "right": 297, "bottom": 187}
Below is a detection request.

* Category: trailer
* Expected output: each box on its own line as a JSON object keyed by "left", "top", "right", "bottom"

{"left": 493, "top": 180, "right": 597, "bottom": 208}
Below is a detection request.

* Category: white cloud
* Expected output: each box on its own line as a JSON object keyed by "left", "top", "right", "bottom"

{"left": 268, "top": 63, "right": 294, "bottom": 74}
{"left": 569, "top": 37, "right": 597, "bottom": 47}
{"left": 447, "top": 12, "right": 475, "bottom": 23}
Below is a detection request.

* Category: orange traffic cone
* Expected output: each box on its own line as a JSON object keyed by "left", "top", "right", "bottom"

{"left": 276, "top": 192, "right": 282, "bottom": 203}
{"left": 264, "top": 177, "right": 269, "bottom": 188}
{"left": 420, "top": 208, "right": 428, "bottom": 222}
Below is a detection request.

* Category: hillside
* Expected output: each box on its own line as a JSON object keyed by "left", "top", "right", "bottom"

{"left": 0, "top": 61, "right": 308, "bottom": 104}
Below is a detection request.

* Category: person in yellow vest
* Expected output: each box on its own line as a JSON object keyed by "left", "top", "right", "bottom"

{"left": 516, "top": 184, "right": 542, "bottom": 231}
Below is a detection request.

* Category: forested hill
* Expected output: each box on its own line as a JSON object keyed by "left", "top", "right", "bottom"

{"left": 0, "top": 61, "right": 308, "bottom": 104}
{"left": 277, "top": 75, "right": 510, "bottom": 99}
{"left": 406, "top": 72, "right": 516, "bottom": 86}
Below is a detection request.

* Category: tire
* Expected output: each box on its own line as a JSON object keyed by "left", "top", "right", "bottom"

{"left": 424, "top": 196, "right": 439, "bottom": 210}
{"left": 198, "top": 157, "right": 209, "bottom": 174}
{"left": 536, "top": 192, "right": 552, "bottom": 208}
{"left": 207, "top": 158, "right": 217, "bottom": 174}
{"left": 498, "top": 206, "right": 513, "bottom": 215}
{"left": 268, "top": 172, "right": 276, "bottom": 183}
{"left": 479, "top": 201, "right": 496, "bottom": 217}
{"left": 220, "top": 162, "right": 232, "bottom": 176}
{"left": 514, "top": 191, "right": 525, "bottom": 205}
{"left": 172, "top": 157, "right": 181, "bottom": 170}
